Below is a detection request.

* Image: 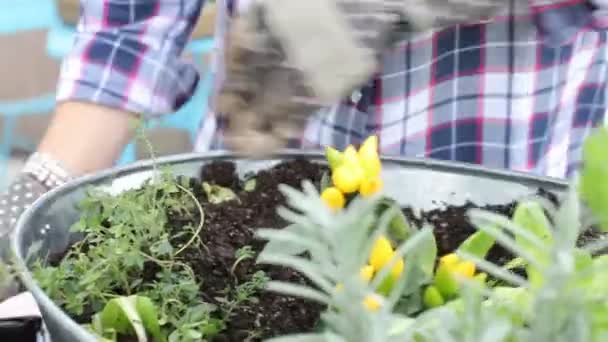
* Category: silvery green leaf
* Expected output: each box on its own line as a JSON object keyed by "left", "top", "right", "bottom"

{"left": 386, "top": 314, "right": 415, "bottom": 336}
{"left": 265, "top": 281, "right": 331, "bottom": 304}
{"left": 553, "top": 185, "right": 581, "bottom": 248}
{"left": 257, "top": 253, "right": 335, "bottom": 293}
{"left": 263, "top": 332, "right": 328, "bottom": 342}
{"left": 257, "top": 225, "right": 324, "bottom": 258}
{"left": 468, "top": 210, "right": 543, "bottom": 271}
{"left": 478, "top": 318, "right": 512, "bottom": 342}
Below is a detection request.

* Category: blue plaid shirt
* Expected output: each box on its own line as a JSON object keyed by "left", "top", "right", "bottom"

{"left": 57, "top": 0, "right": 608, "bottom": 178}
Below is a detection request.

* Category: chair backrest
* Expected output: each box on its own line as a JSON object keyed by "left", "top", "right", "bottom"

{"left": 0, "top": 0, "right": 60, "bottom": 34}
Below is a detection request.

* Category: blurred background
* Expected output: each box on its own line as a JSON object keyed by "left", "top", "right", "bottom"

{"left": 0, "top": 0, "right": 216, "bottom": 186}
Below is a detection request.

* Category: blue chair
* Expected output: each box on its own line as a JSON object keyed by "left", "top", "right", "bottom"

{"left": 46, "top": 12, "right": 216, "bottom": 166}
{"left": 0, "top": 0, "right": 60, "bottom": 188}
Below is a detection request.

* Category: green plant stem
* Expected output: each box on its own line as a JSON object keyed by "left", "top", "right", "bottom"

{"left": 174, "top": 183, "right": 205, "bottom": 256}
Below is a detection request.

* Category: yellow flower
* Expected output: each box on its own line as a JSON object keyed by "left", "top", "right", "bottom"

{"left": 358, "top": 136, "right": 381, "bottom": 178}
{"left": 359, "top": 177, "right": 384, "bottom": 197}
{"left": 363, "top": 294, "right": 383, "bottom": 312}
{"left": 342, "top": 145, "right": 360, "bottom": 166}
{"left": 369, "top": 236, "right": 394, "bottom": 271}
{"left": 360, "top": 265, "right": 375, "bottom": 282}
{"left": 439, "top": 254, "right": 475, "bottom": 279}
{"left": 434, "top": 253, "right": 477, "bottom": 298}
{"left": 321, "top": 187, "right": 346, "bottom": 211}
{"left": 439, "top": 253, "right": 460, "bottom": 267}
{"left": 454, "top": 261, "right": 476, "bottom": 278}
{"left": 332, "top": 164, "right": 364, "bottom": 194}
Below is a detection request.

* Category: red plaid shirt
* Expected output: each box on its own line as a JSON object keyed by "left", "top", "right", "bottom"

{"left": 57, "top": 0, "right": 608, "bottom": 179}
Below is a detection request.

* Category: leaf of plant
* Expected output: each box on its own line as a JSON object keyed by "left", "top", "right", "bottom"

{"left": 265, "top": 333, "right": 334, "bottom": 342}
{"left": 243, "top": 178, "right": 257, "bottom": 192}
{"left": 100, "top": 295, "right": 163, "bottom": 342}
{"left": 135, "top": 296, "right": 165, "bottom": 342}
{"left": 152, "top": 238, "right": 174, "bottom": 257}
{"left": 320, "top": 172, "right": 332, "bottom": 191}
{"left": 512, "top": 200, "right": 553, "bottom": 285}
{"left": 409, "top": 227, "right": 437, "bottom": 280}
{"left": 202, "top": 182, "right": 237, "bottom": 204}
{"left": 579, "top": 127, "right": 608, "bottom": 232}
{"left": 257, "top": 225, "right": 310, "bottom": 257}
{"left": 512, "top": 201, "right": 553, "bottom": 248}
{"left": 101, "top": 296, "right": 147, "bottom": 341}
{"left": 457, "top": 230, "right": 496, "bottom": 260}
{"left": 376, "top": 198, "right": 413, "bottom": 243}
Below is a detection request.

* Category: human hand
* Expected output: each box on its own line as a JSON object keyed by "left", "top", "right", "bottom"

{"left": 0, "top": 174, "right": 49, "bottom": 248}
{"left": 217, "top": 0, "right": 503, "bottom": 156}
{"left": 0, "top": 153, "right": 72, "bottom": 299}
{"left": 0, "top": 173, "right": 49, "bottom": 300}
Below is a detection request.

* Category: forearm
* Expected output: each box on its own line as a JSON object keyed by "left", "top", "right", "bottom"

{"left": 37, "top": 101, "right": 136, "bottom": 176}
{"left": 38, "top": 0, "right": 206, "bottom": 175}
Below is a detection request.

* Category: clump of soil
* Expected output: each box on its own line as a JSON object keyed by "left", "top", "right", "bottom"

{"left": 170, "top": 160, "right": 329, "bottom": 341}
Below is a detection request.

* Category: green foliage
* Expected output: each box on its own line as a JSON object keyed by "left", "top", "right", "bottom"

{"left": 92, "top": 295, "right": 164, "bottom": 342}
{"left": 202, "top": 182, "right": 238, "bottom": 204}
{"left": 258, "top": 128, "right": 608, "bottom": 342}
{"left": 257, "top": 182, "right": 438, "bottom": 341}
{"left": 579, "top": 127, "right": 608, "bottom": 232}
{"left": 30, "top": 175, "right": 215, "bottom": 340}
{"left": 457, "top": 230, "right": 495, "bottom": 260}
{"left": 29, "top": 172, "right": 264, "bottom": 341}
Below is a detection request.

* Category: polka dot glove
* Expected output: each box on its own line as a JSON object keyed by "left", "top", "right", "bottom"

{"left": 217, "top": 0, "right": 503, "bottom": 156}
{"left": 0, "top": 174, "right": 49, "bottom": 251}
{"left": 0, "top": 173, "right": 50, "bottom": 300}
{"left": 0, "top": 152, "right": 72, "bottom": 261}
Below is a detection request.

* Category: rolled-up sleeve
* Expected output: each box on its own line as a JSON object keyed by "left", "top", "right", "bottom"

{"left": 56, "top": 0, "right": 205, "bottom": 116}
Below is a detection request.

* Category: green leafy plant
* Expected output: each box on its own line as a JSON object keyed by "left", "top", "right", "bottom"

{"left": 258, "top": 127, "right": 608, "bottom": 342}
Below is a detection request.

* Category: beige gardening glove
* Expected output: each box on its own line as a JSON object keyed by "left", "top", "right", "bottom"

{"left": 217, "top": 0, "right": 504, "bottom": 156}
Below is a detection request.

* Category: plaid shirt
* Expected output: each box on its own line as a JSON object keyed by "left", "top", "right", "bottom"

{"left": 57, "top": 0, "right": 608, "bottom": 179}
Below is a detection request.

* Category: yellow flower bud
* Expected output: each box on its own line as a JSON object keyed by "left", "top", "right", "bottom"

{"left": 360, "top": 265, "right": 375, "bottom": 282}
{"left": 439, "top": 253, "right": 460, "bottom": 268}
{"left": 320, "top": 187, "right": 345, "bottom": 211}
{"left": 423, "top": 286, "right": 445, "bottom": 308}
{"left": 454, "top": 261, "right": 476, "bottom": 278}
{"left": 332, "top": 164, "right": 364, "bottom": 194}
{"left": 343, "top": 145, "right": 360, "bottom": 166}
{"left": 358, "top": 136, "right": 381, "bottom": 178}
{"left": 369, "top": 236, "right": 394, "bottom": 271}
{"left": 325, "top": 146, "right": 344, "bottom": 170}
{"left": 363, "top": 294, "right": 383, "bottom": 312}
{"left": 359, "top": 177, "right": 383, "bottom": 197}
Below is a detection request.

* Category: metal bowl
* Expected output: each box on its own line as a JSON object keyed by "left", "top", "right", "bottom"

{"left": 10, "top": 151, "right": 569, "bottom": 341}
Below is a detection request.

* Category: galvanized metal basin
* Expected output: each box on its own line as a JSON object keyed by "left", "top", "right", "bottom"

{"left": 10, "top": 151, "right": 569, "bottom": 341}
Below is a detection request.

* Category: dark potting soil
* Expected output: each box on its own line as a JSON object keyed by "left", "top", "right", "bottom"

{"left": 169, "top": 160, "right": 329, "bottom": 341}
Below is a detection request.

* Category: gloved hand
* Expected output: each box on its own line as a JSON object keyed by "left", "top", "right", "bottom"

{"left": 217, "top": 0, "right": 504, "bottom": 156}
{"left": 0, "top": 153, "right": 72, "bottom": 300}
